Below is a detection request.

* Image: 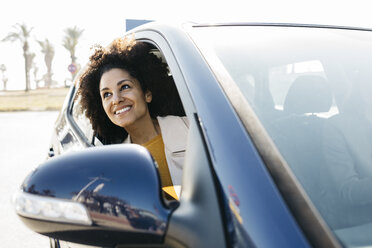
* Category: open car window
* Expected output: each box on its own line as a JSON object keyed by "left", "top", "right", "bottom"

{"left": 69, "top": 39, "right": 189, "bottom": 202}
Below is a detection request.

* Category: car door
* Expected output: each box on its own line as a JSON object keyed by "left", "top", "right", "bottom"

{"left": 52, "top": 27, "right": 227, "bottom": 247}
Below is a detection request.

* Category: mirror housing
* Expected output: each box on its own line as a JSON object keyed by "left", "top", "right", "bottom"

{"left": 14, "top": 144, "right": 171, "bottom": 247}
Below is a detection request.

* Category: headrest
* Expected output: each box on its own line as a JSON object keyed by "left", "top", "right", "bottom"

{"left": 283, "top": 75, "right": 332, "bottom": 114}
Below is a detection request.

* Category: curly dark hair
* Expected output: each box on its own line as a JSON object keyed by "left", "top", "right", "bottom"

{"left": 77, "top": 37, "right": 185, "bottom": 144}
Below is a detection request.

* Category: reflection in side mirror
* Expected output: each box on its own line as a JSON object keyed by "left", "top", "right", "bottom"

{"left": 14, "top": 144, "right": 171, "bottom": 247}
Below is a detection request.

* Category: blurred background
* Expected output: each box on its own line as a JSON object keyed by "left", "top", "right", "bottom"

{"left": 0, "top": 0, "right": 371, "bottom": 246}
{"left": 1, "top": 0, "right": 372, "bottom": 92}
{"left": 1, "top": 0, "right": 371, "bottom": 93}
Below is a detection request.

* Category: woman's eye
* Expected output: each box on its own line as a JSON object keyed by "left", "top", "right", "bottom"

{"left": 120, "top": 84, "right": 130, "bottom": 91}
{"left": 103, "top": 92, "right": 111, "bottom": 98}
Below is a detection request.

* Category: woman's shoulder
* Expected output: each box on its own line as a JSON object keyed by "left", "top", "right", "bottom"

{"left": 157, "top": 115, "right": 189, "bottom": 151}
{"left": 157, "top": 115, "right": 189, "bottom": 129}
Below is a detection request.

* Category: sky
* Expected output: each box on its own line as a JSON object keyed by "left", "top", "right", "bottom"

{"left": 0, "top": 0, "right": 371, "bottom": 90}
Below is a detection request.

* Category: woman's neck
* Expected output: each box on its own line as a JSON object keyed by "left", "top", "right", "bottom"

{"left": 125, "top": 118, "right": 160, "bottom": 145}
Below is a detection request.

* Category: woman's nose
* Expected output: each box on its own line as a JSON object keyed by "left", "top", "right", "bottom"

{"left": 112, "top": 93, "right": 123, "bottom": 105}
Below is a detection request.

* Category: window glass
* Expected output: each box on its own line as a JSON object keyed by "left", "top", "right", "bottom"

{"left": 71, "top": 93, "right": 94, "bottom": 143}
{"left": 193, "top": 26, "right": 372, "bottom": 247}
{"left": 269, "top": 60, "right": 324, "bottom": 106}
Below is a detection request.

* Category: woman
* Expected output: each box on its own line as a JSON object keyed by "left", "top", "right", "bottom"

{"left": 77, "top": 37, "right": 188, "bottom": 200}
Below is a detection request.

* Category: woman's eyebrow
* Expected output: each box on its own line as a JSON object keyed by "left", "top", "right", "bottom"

{"left": 100, "top": 79, "right": 132, "bottom": 92}
{"left": 117, "top": 79, "right": 132, "bottom": 86}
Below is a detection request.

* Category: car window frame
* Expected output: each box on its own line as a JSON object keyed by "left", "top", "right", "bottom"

{"left": 133, "top": 29, "right": 231, "bottom": 247}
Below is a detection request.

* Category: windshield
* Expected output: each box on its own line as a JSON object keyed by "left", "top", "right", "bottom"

{"left": 192, "top": 25, "right": 372, "bottom": 247}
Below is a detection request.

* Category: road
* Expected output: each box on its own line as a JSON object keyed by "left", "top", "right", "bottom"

{"left": 0, "top": 111, "right": 59, "bottom": 247}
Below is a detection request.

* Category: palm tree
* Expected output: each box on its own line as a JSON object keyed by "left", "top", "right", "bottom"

{"left": 27, "top": 52, "right": 36, "bottom": 88}
{"left": 2, "top": 23, "right": 33, "bottom": 92}
{"left": 0, "top": 64, "right": 8, "bottom": 91}
{"left": 62, "top": 26, "right": 84, "bottom": 80}
{"left": 38, "top": 39, "right": 55, "bottom": 88}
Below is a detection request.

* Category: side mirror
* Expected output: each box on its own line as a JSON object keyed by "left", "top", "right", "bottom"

{"left": 14, "top": 144, "right": 172, "bottom": 247}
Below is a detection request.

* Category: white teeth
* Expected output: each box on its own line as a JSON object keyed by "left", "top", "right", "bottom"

{"left": 115, "top": 106, "right": 131, "bottom": 115}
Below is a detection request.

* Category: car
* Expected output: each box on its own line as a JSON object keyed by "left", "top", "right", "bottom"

{"left": 13, "top": 22, "right": 372, "bottom": 248}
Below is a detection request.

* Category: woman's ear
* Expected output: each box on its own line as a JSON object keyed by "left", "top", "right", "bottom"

{"left": 145, "top": 90, "right": 152, "bottom": 103}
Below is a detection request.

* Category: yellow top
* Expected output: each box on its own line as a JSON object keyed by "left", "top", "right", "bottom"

{"left": 142, "top": 134, "right": 178, "bottom": 200}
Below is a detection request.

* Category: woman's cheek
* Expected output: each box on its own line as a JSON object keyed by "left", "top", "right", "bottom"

{"left": 103, "top": 102, "right": 111, "bottom": 115}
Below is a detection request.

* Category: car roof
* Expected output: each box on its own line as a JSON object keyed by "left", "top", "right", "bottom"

{"left": 131, "top": 21, "right": 372, "bottom": 33}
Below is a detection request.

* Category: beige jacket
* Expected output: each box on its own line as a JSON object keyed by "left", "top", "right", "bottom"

{"left": 123, "top": 115, "right": 189, "bottom": 186}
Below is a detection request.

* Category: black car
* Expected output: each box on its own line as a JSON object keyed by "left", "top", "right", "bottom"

{"left": 14, "top": 22, "right": 372, "bottom": 248}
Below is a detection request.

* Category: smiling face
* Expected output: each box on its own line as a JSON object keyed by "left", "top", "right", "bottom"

{"left": 99, "top": 68, "right": 153, "bottom": 131}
